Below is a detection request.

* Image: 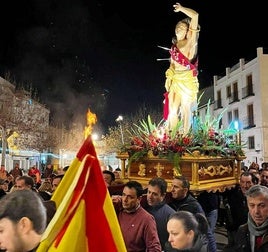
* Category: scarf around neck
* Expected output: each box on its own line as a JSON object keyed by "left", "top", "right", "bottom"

{"left": 248, "top": 213, "right": 268, "bottom": 236}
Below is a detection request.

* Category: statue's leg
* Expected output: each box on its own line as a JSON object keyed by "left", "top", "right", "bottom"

{"left": 168, "top": 91, "right": 181, "bottom": 130}
{"left": 181, "top": 99, "right": 192, "bottom": 134}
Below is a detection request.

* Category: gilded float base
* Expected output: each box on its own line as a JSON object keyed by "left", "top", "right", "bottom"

{"left": 117, "top": 153, "right": 245, "bottom": 194}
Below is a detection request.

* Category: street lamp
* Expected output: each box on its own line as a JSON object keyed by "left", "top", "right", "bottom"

{"left": 116, "top": 115, "right": 124, "bottom": 145}
{"left": 92, "top": 133, "right": 99, "bottom": 141}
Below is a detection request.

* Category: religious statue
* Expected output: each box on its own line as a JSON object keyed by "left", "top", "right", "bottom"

{"left": 164, "top": 3, "right": 200, "bottom": 134}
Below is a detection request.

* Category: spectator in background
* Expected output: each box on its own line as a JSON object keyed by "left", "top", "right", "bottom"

{"left": 52, "top": 174, "right": 64, "bottom": 193}
{"left": 6, "top": 173, "right": 14, "bottom": 191}
{"left": 108, "top": 169, "right": 125, "bottom": 196}
{"left": 43, "top": 164, "right": 53, "bottom": 179}
{"left": 9, "top": 163, "right": 23, "bottom": 180}
{"left": 102, "top": 170, "right": 115, "bottom": 187}
{"left": 0, "top": 179, "right": 9, "bottom": 193}
{"left": 15, "top": 175, "right": 36, "bottom": 191}
{"left": 38, "top": 180, "right": 53, "bottom": 200}
{"left": 30, "top": 174, "right": 42, "bottom": 189}
{"left": 15, "top": 175, "right": 56, "bottom": 226}
{"left": 248, "top": 165, "right": 261, "bottom": 185}
{"left": 254, "top": 172, "right": 262, "bottom": 185}
{"left": 28, "top": 165, "right": 41, "bottom": 188}
{"left": 260, "top": 168, "right": 268, "bottom": 187}
{"left": 261, "top": 162, "right": 268, "bottom": 171}
{"left": 113, "top": 168, "right": 125, "bottom": 185}
{"left": 144, "top": 177, "right": 176, "bottom": 250}
{"left": 0, "top": 165, "right": 8, "bottom": 180}
{"left": 248, "top": 162, "right": 260, "bottom": 174}
{"left": 0, "top": 190, "right": 47, "bottom": 252}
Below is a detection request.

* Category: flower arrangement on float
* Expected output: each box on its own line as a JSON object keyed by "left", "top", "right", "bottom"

{"left": 121, "top": 102, "right": 245, "bottom": 171}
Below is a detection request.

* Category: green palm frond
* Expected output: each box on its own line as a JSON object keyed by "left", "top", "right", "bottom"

{"left": 122, "top": 103, "right": 245, "bottom": 173}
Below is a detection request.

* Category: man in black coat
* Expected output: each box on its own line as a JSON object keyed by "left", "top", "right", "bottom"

{"left": 222, "top": 171, "right": 258, "bottom": 250}
{"left": 234, "top": 185, "right": 268, "bottom": 251}
{"left": 168, "top": 175, "right": 217, "bottom": 252}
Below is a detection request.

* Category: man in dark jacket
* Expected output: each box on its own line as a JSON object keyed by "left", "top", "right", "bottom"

{"left": 222, "top": 171, "right": 258, "bottom": 250}
{"left": 234, "top": 185, "right": 268, "bottom": 251}
{"left": 143, "top": 177, "right": 176, "bottom": 250}
{"left": 168, "top": 175, "right": 217, "bottom": 252}
{"left": 197, "top": 191, "right": 219, "bottom": 234}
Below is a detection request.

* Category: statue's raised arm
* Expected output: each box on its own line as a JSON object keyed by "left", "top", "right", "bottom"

{"left": 173, "top": 3, "right": 199, "bottom": 60}
{"left": 164, "top": 3, "right": 200, "bottom": 134}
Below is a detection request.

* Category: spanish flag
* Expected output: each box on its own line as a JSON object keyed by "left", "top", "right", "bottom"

{"left": 37, "top": 136, "right": 127, "bottom": 251}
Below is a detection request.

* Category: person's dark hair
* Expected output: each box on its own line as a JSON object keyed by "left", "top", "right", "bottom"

{"left": 169, "top": 211, "right": 198, "bottom": 235}
{"left": 240, "top": 171, "right": 259, "bottom": 185}
{"left": 174, "top": 175, "right": 190, "bottom": 190}
{"left": 246, "top": 184, "right": 268, "bottom": 199}
{"left": 195, "top": 213, "right": 209, "bottom": 235}
{"left": 49, "top": 173, "right": 57, "bottom": 180}
{"left": 262, "top": 162, "right": 268, "bottom": 167}
{"left": 17, "top": 175, "right": 34, "bottom": 188}
{"left": 251, "top": 173, "right": 259, "bottom": 185}
{"left": 0, "top": 189, "right": 6, "bottom": 199}
{"left": 63, "top": 166, "right": 69, "bottom": 172}
{"left": 103, "top": 170, "right": 115, "bottom": 182}
{"left": 168, "top": 211, "right": 208, "bottom": 242}
{"left": 261, "top": 162, "right": 268, "bottom": 171}
{"left": 0, "top": 178, "right": 7, "bottom": 185}
{"left": 124, "top": 181, "right": 144, "bottom": 197}
{"left": 248, "top": 162, "right": 259, "bottom": 171}
{"left": 0, "top": 190, "right": 47, "bottom": 234}
{"left": 38, "top": 190, "right": 52, "bottom": 201}
{"left": 148, "top": 177, "right": 167, "bottom": 195}
{"left": 242, "top": 165, "right": 248, "bottom": 172}
{"left": 53, "top": 174, "right": 65, "bottom": 181}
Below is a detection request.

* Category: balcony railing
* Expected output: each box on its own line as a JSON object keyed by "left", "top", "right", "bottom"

{"left": 228, "top": 92, "right": 239, "bottom": 104}
{"left": 214, "top": 99, "right": 223, "bottom": 110}
{"left": 242, "top": 86, "right": 255, "bottom": 99}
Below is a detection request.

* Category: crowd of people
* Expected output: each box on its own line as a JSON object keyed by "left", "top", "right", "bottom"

{"left": 0, "top": 163, "right": 67, "bottom": 198}
{"left": 1, "top": 158, "right": 268, "bottom": 251}
{"left": 105, "top": 160, "right": 268, "bottom": 252}
{"left": 1, "top": 2, "right": 268, "bottom": 251}
{"left": 0, "top": 162, "right": 68, "bottom": 251}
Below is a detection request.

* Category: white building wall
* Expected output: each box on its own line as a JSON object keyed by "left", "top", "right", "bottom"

{"left": 202, "top": 47, "right": 268, "bottom": 166}
{"left": 0, "top": 77, "right": 50, "bottom": 171}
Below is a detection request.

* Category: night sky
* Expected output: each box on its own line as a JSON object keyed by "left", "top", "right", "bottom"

{"left": 1, "top": 0, "right": 268, "bottom": 134}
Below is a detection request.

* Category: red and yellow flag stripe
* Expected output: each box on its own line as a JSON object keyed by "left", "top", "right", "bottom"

{"left": 37, "top": 136, "right": 126, "bottom": 251}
